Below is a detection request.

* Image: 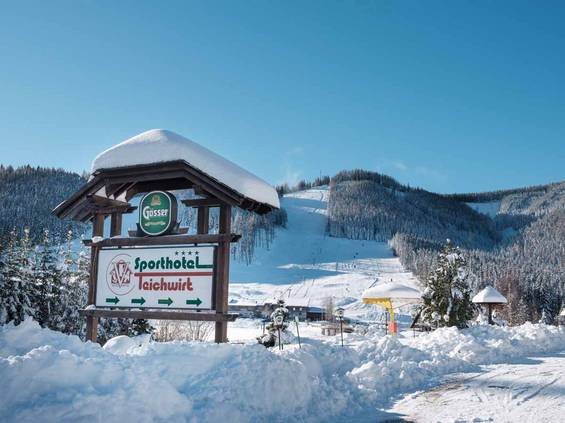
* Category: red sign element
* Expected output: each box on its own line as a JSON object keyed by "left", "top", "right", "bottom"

{"left": 106, "top": 253, "right": 135, "bottom": 296}
{"left": 110, "top": 259, "right": 133, "bottom": 288}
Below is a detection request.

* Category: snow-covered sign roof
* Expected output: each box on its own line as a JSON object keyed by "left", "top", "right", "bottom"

{"left": 472, "top": 286, "right": 507, "bottom": 304}
{"left": 91, "top": 129, "right": 280, "bottom": 209}
{"left": 362, "top": 283, "right": 422, "bottom": 301}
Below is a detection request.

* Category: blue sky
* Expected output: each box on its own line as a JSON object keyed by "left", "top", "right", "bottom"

{"left": 0, "top": 1, "right": 563, "bottom": 193}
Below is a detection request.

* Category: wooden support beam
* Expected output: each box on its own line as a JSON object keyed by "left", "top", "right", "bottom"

{"left": 197, "top": 206, "right": 210, "bottom": 235}
{"left": 127, "top": 227, "right": 189, "bottom": 237}
{"left": 90, "top": 205, "right": 137, "bottom": 216}
{"left": 182, "top": 198, "right": 223, "bottom": 208}
{"left": 104, "top": 181, "right": 129, "bottom": 198}
{"left": 80, "top": 309, "right": 238, "bottom": 322}
{"left": 113, "top": 181, "right": 137, "bottom": 200}
{"left": 83, "top": 233, "right": 241, "bottom": 247}
{"left": 103, "top": 170, "right": 189, "bottom": 187}
{"left": 215, "top": 204, "right": 231, "bottom": 343}
{"left": 86, "top": 214, "right": 104, "bottom": 344}
{"left": 179, "top": 165, "right": 242, "bottom": 205}
{"left": 125, "top": 178, "right": 193, "bottom": 201}
{"left": 52, "top": 178, "right": 105, "bottom": 219}
{"left": 110, "top": 213, "right": 122, "bottom": 238}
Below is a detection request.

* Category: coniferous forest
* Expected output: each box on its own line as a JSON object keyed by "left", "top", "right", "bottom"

{"left": 328, "top": 170, "right": 564, "bottom": 324}
{"left": 0, "top": 165, "right": 87, "bottom": 240}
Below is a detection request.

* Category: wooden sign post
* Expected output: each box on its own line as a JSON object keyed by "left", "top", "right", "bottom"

{"left": 53, "top": 159, "right": 277, "bottom": 344}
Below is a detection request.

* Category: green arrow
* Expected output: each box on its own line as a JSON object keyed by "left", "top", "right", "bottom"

{"left": 186, "top": 298, "right": 202, "bottom": 307}
{"left": 105, "top": 297, "right": 119, "bottom": 305}
{"left": 158, "top": 297, "right": 173, "bottom": 306}
{"left": 131, "top": 297, "right": 146, "bottom": 306}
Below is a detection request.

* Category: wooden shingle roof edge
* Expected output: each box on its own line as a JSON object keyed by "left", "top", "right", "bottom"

{"left": 52, "top": 160, "right": 279, "bottom": 221}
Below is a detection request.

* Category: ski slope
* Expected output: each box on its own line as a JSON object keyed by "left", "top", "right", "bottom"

{"left": 391, "top": 352, "right": 565, "bottom": 423}
{"left": 229, "top": 187, "right": 420, "bottom": 319}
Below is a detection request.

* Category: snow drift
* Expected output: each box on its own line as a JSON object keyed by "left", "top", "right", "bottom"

{"left": 1, "top": 319, "right": 564, "bottom": 422}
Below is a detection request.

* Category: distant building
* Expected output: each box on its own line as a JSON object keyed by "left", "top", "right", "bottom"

{"left": 228, "top": 298, "right": 324, "bottom": 321}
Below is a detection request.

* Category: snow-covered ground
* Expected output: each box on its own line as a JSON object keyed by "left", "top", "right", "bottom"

{"left": 391, "top": 352, "right": 565, "bottom": 422}
{"left": 229, "top": 187, "right": 420, "bottom": 321}
{"left": 1, "top": 319, "right": 563, "bottom": 422}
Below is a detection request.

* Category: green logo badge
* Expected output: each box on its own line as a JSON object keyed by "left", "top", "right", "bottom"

{"left": 138, "top": 191, "right": 177, "bottom": 236}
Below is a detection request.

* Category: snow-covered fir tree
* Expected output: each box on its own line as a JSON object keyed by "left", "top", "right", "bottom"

{"left": 131, "top": 319, "right": 155, "bottom": 336}
{"left": 0, "top": 229, "right": 34, "bottom": 324}
{"left": 59, "top": 233, "right": 88, "bottom": 336}
{"left": 421, "top": 239, "right": 475, "bottom": 328}
{"left": 33, "top": 229, "right": 63, "bottom": 330}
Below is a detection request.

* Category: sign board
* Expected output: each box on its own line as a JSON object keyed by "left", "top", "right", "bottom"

{"left": 138, "top": 191, "right": 177, "bottom": 236}
{"left": 95, "top": 245, "right": 215, "bottom": 310}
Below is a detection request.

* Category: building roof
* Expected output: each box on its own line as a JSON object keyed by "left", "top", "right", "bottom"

{"left": 92, "top": 129, "right": 279, "bottom": 209}
{"left": 53, "top": 129, "right": 279, "bottom": 221}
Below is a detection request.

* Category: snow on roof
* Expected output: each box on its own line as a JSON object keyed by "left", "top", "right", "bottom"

{"left": 472, "top": 286, "right": 508, "bottom": 304}
{"left": 362, "top": 283, "right": 422, "bottom": 300}
{"left": 91, "top": 129, "right": 280, "bottom": 209}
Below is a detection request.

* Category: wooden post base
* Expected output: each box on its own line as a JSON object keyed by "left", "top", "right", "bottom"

{"left": 85, "top": 315, "right": 98, "bottom": 343}
{"left": 215, "top": 321, "right": 228, "bottom": 343}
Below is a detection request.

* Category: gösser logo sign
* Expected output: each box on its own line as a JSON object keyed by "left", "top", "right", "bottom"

{"left": 95, "top": 246, "right": 215, "bottom": 310}
{"left": 138, "top": 191, "right": 178, "bottom": 236}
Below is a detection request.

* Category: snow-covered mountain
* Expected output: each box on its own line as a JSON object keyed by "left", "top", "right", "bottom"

{"left": 229, "top": 187, "right": 420, "bottom": 319}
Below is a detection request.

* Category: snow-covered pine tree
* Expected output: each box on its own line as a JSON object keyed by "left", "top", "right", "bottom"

{"left": 59, "top": 232, "right": 88, "bottom": 335}
{"left": 131, "top": 319, "right": 154, "bottom": 336}
{"left": 33, "top": 229, "right": 63, "bottom": 329}
{"left": 421, "top": 239, "right": 476, "bottom": 328}
{"left": 0, "top": 229, "right": 35, "bottom": 325}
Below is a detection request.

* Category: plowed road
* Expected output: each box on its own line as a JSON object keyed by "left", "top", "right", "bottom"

{"left": 390, "top": 352, "right": 565, "bottom": 423}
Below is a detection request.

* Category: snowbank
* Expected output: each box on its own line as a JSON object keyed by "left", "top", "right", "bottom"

{"left": 1, "top": 319, "right": 564, "bottom": 422}
{"left": 91, "top": 129, "right": 279, "bottom": 209}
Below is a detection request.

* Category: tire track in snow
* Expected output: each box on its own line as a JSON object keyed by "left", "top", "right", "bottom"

{"left": 390, "top": 353, "right": 565, "bottom": 422}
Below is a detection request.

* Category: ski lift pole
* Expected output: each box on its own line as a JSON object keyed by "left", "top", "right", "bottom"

{"left": 295, "top": 316, "right": 301, "bottom": 349}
